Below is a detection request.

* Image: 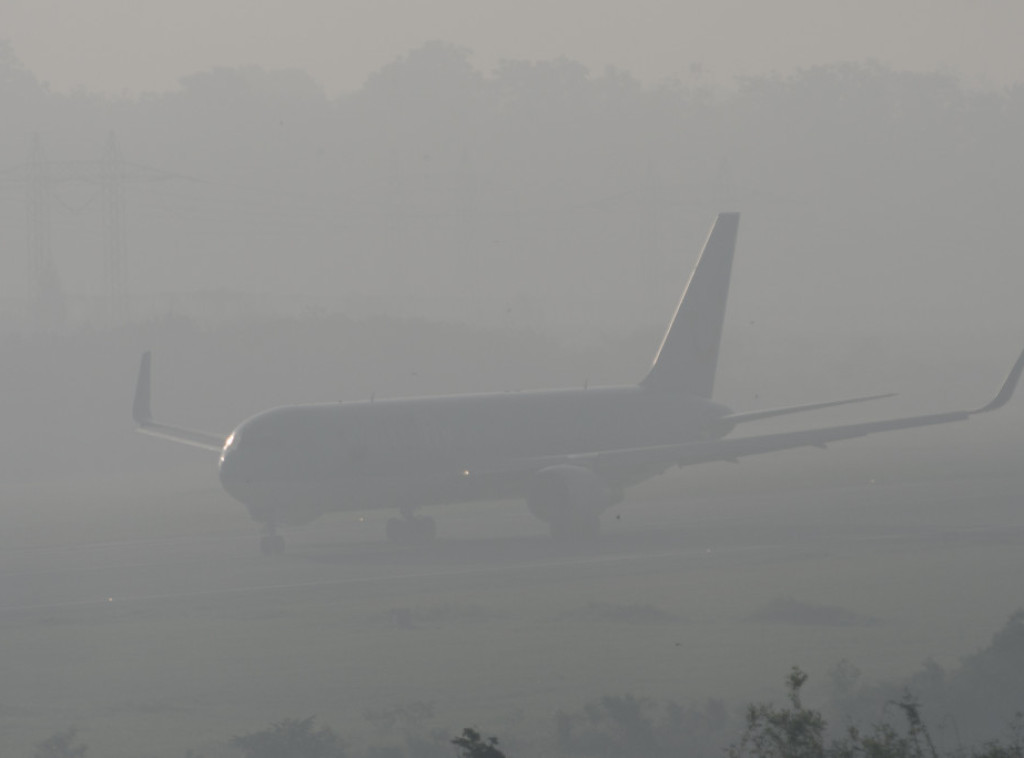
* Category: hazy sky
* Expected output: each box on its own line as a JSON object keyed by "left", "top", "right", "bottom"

{"left": 6, "top": 0, "right": 1024, "bottom": 96}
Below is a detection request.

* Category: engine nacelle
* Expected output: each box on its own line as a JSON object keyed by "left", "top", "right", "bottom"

{"left": 526, "top": 465, "right": 617, "bottom": 537}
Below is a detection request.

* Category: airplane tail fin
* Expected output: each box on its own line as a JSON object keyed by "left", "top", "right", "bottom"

{"left": 640, "top": 212, "right": 739, "bottom": 398}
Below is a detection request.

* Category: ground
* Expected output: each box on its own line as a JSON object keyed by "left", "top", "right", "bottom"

{"left": 0, "top": 429, "right": 1022, "bottom": 757}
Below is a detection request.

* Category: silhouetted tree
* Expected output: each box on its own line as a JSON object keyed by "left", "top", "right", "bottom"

{"left": 451, "top": 727, "right": 506, "bottom": 758}
{"left": 33, "top": 727, "right": 87, "bottom": 758}
{"left": 230, "top": 716, "right": 345, "bottom": 758}
{"left": 0, "top": 40, "right": 40, "bottom": 97}
{"left": 832, "top": 610, "right": 1024, "bottom": 750}
{"left": 725, "top": 667, "right": 1024, "bottom": 758}
{"left": 728, "top": 667, "right": 826, "bottom": 758}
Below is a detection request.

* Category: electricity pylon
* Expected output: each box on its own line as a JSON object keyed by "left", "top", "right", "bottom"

{"left": 3, "top": 132, "right": 178, "bottom": 328}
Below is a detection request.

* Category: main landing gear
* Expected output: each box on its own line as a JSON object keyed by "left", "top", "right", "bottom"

{"left": 385, "top": 512, "right": 437, "bottom": 545}
{"left": 260, "top": 524, "right": 286, "bottom": 556}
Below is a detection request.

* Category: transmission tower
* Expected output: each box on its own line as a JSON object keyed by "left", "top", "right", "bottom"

{"left": 102, "top": 132, "right": 127, "bottom": 324}
{"left": 2, "top": 133, "right": 180, "bottom": 329}
{"left": 26, "top": 134, "right": 67, "bottom": 329}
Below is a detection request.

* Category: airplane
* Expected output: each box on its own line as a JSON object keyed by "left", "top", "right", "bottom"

{"left": 132, "top": 213, "right": 1024, "bottom": 554}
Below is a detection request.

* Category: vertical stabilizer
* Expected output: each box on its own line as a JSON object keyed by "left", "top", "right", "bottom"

{"left": 640, "top": 212, "right": 739, "bottom": 397}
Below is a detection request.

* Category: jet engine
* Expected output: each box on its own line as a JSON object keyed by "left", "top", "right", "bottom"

{"left": 526, "top": 464, "right": 619, "bottom": 539}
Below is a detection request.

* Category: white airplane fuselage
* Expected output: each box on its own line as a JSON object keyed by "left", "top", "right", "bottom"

{"left": 134, "top": 211, "right": 1023, "bottom": 547}
{"left": 218, "top": 386, "right": 733, "bottom": 525}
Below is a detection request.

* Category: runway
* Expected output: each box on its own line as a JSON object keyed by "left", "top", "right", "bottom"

{"left": 2, "top": 475, "right": 1022, "bottom": 617}
{"left": 0, "top": 476, "right": 1022, "bottom": 758}
{"left": 0, "top": 510, "right": 794, "bottom": 616}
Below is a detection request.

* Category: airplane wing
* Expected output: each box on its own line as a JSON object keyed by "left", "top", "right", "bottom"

{"left": 487, "top": 347, "right": 1024, "bottom": 478}
{"left": 132, "top": 352, "right": 228, "bottom": 452}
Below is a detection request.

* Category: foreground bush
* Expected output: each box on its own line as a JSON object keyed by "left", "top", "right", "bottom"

{"left": 731, "top": 667, "right": 1023, "bottom": 758}
{"left": 230, "top": 716, "right": 346, "bottom": 758}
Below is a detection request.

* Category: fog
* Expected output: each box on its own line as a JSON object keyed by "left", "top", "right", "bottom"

{"left": 1, "top": 23, "right": 1024, "bottom": 758}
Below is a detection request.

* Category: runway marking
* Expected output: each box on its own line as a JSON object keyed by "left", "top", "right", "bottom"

{"left": 0, "top": 544, "right": 746, "bottom": 615}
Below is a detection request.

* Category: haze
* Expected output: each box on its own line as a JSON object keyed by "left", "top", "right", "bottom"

{"left": 2, "top": 4, "right": 1024, "bottom": 757}
{"left": 7, "top": 0, "right": 1024, "bottom": 96}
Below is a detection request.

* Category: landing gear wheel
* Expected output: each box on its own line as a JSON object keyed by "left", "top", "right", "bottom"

{"left": 386, "top": 514, "right": 437, "bottom": 545}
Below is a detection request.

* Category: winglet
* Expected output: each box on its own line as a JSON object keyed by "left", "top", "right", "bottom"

{"left": 974, "top": 346, "right": 1024, "bottom": 414}
{"left": 129, "top": 351, "right": 227, "bottom": 451}
{"left": 132, "top": 351, "right": 152, "bottom": 425}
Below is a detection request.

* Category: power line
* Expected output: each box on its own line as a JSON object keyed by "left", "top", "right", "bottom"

{"left": 1, "top": 133, "right": 185, "bottom": 328}
{"left": 26, "top": 134, "right": 64, "bottom": 330}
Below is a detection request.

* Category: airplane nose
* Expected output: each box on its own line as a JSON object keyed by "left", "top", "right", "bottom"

{"left": 218, "top": 441, "right": 260, "bottom": 508}
{"left": 218, "top": 446, "right": 237, "bottom": 493}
